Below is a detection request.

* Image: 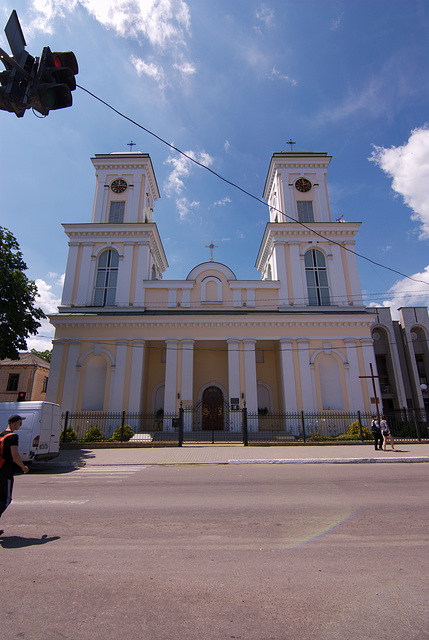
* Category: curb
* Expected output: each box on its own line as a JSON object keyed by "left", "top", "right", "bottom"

{"left": 228, "top": 457, "right": 429, "bottom": 465}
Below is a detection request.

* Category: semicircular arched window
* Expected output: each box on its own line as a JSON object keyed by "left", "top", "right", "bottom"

{"left": 305, "top": 249, "right": 330, "bottom": 306}
{"left": 93, "top": 249, "right": 119, "bottom": 306}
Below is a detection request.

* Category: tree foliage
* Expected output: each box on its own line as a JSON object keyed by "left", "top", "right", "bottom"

{"left": 0, "top": 227, "right": 45, "bottom": 360}
{"left": 31, "top": 348, "right": 52, "bottom": 363}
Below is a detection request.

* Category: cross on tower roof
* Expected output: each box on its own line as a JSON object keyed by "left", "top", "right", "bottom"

{"left": 127, "top": 140, "right": 136, "bottom": 151}
{"left": 205, "top": 240, "right": 218, "bottom": 262}
{"left": 286, "top": 138, "right": 296, "bottom": 151}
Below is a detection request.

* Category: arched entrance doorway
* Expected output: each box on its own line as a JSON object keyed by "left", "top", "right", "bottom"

{"left": 202, "top": 386, "right": 224, "bottom": 430}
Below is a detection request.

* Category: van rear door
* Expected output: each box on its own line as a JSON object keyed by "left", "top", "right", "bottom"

{"left": 37, "top": 403, "right": 61, "bottom": 459}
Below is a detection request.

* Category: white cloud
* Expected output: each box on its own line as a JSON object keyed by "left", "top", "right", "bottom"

{"left": 370, "top": 126, "right": 429, "bottom": 238}
{"left": 29, "top": 0, "right": 191, "bottom": 49}
{"left": 371, "top": 265, "right": 429, "bottom": 318}
{"left": 176, "top": 197, "right": 199, "bottom": 220}
{"left": 213, "top": 197, "right": 231, "bottom": 207}
{"left": 131, "top": 55, "right": 166, "bottom": 90}
{"left": 269, "top": 66, "right": 297, "bottom": 86}
{"left": 255, "top": 5, "right": 274, "bottom": 29}
{"left": 224, "top": 140, "right": 230, "bottom": 152}
{"left": 35, "top": 277, "right": 62, "bottom": 315}
{"left": 173, "top": 60, "right": 196, "bottom": 76}
{"left": 164, "top": 150, "right": 214, "bottom": 195}
{"left": 26, "top": 275, "right": 63, "bottom": 351}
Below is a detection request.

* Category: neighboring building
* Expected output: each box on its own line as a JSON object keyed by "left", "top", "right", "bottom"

{"left": 0, "top": 352, "right": 50, "bottom": 403}
{"left": 46, "top": 149, "right": 382, "bottom": 427}
{"left": 371, "top": 306, "right": 429, "bottom": 412}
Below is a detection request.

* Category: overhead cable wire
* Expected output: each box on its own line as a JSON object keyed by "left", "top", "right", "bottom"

{"left": 76, "top": 83, "right": 429, "bottom": 289}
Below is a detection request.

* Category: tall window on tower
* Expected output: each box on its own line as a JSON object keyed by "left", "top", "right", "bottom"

{"left": 109, "top": 201, "right": 125, "bottom": 223}
{"left": 297, "top": 201, "right": 314, "bottom": 222}
{"left": 305, "top": 249, "right": 330, "bottom": 306}
{"left": 94, "top": 249, "right": 119, "bottom": 306}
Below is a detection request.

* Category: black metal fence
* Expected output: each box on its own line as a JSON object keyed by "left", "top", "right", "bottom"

{"left": 61, "top": 406, "right": 429, "bottom": 446}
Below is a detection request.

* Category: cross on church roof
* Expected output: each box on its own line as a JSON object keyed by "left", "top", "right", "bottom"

{"left": 127, "top": 140, "right": 136, "bottom": 151}
{"left": 205, "top": 240, "right": 218, "bottom": 262}
{"left": 286, "top": 139, "right": 296, "bottom": 151}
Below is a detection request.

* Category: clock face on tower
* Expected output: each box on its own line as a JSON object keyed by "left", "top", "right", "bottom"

{"left": 110, "top": 178, "right": 128, "bottom": 194}
{"left": 295, "top": 177, "right": 312, "bottom": 193}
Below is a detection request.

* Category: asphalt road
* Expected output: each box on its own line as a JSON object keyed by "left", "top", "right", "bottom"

{"left": 1, "top": 463, "right": 428, "bottom": 640}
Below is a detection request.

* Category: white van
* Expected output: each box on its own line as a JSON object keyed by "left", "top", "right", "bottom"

{"left": 0, "top": 401, "right": 61, "bottom": 462}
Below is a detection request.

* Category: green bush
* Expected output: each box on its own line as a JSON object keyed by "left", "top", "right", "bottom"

{"left": 60, "top": 427, "right": 78, "bottom": 442}
{"left": 109, "top": 424, "right": 134, "bottom": 442}
{"left": 83, "top": 426, "right": 105, "bottom": 442}
{"left": 343, "top": 420, "right": 373, "bottom": 440}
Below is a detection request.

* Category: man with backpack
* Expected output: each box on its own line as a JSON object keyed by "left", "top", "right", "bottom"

{"left": 370, "top": 414, "right": 383, "bottom": 451}
{"left": 0, "top": 414, "right": 29, "bottom": 536}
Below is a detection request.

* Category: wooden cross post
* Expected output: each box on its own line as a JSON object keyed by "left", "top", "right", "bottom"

{"left": 359, "top": 362, "right": 381, "bottom": 421}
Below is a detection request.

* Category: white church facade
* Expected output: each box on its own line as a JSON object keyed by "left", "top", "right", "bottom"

{"left": 46, "top": 148, "right": 388, "bottom": 429}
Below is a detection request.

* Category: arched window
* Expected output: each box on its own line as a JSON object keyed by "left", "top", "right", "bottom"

{"left": 305, "top": 249, "right": 330, "bottom": 306}
{"left": 94, "top": 249, "right": 119, "bottom": 306}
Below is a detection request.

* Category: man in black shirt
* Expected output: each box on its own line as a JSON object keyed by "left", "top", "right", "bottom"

{"left": 0, "top": 414, "right": 29, "bottom": 535}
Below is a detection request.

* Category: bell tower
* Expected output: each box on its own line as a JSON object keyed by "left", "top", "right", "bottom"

{"left": 91, "top": 152, "right": 159, "bottom": 224}
{"left": 60, "top": 152, "right": 168, "bottom": 310}
{"left": 256, "top": 150, "right": 364, "bottom": 309}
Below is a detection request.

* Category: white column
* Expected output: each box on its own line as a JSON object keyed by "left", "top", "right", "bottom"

{"left": 228, "top": 339, "right": 241, "bottom": 431}
{"left": 164, "top": 339, "right": 179, "bottom": 427}
{"left": 284, "top": 181, "right": 295, "bottom": 220}
{"left": 61, "top": 243, "right": 79, "bottom": 305}
{"left": 243, "top": 339, "right": 258, "bottom": 430}
{"left": 180, "top": 340, "right": 194, "bottom": 403}
{"left": 386, "top": 332, "right": 407, "bottom": 407}
{"left": 273, "top": 241, "right": 289, "bottom": 307}
{"left": 344, "top": 339, "right": 364, "bottom": 411}
{"left": 45, "top": 339, "right": 65, "bottom": 404}
{"left": 108, "top": 340, "right": 128, "bottom": 411}
{"left": 344, "top": 241, "right": 363, "bottom": 305}
{"left": 328, "top": 244, "right": 348, "bottom": 307}
{"left": 134, "top": 242, "right": 150, "bottom": 305}
{"left": 128, "top": 340, "right": 145, "bottom": 412}
{"left": 181, "top": 339, "right": 194, "bottom": 431}
{"left": 402, "top": 330, "right": 424, "bottom": 409}
{"left": 297, "top": 340, "right": 316, "bottom": 411}
{"left": 85, "top": 254, "right": 97, "bottom": 306}
{"left": 314, "top": 183, "right": 328, "bottom": 222}
{"left": 279, "top": 339, "right": 298, "bottom": 412}
{"left": 92, "top": 181, "right": 108, "bottom": 223}
{"left": 75, "top": 244, "right": 94, "bottom": 306}
{"left": 116, "top": 242, "right": 134, "bottom": 306}
{"left": 289, "top": 242, "right": 305, "bottom": 305}
{"left": 61, "top": 341, "right": 81, "bottom": 412}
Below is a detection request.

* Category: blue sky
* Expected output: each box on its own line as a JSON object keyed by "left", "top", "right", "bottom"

{"left": 1, "top": 0, "right": 429, "bottom": 350}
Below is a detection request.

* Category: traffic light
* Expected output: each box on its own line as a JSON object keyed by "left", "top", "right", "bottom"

{"left": 0, "top": 50, "right": 35, "bottom": 117}
{"left": 0, "top": 11, "right": 78, "bottom": 117}
{"left": 28, "top": 47, "right": 78, "bottom": 116}
{"left": 17, "top": 392, "right": 26, "bottom": 401}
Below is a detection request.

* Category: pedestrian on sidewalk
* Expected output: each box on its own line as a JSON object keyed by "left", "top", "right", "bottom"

{"left": 371, "top": 415, "right": 383, "bottom": 450}
{"left": 0, "top": 415, "right": 29, "bottom": 536}
{"left": 380, "top": 415, "right": 396, "bottom": 451}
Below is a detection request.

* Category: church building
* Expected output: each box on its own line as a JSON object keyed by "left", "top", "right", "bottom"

{"left": 46, "top": 149, "right": 381, "bottom": 428}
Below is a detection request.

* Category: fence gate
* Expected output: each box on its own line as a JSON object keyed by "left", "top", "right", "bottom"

{"left": 181, "top": 397, "right": 243, "bottom": 443}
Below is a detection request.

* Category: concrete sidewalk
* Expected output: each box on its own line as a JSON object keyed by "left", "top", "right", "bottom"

{"left": 43, "top": 443, "right": 429, "bottom": 467}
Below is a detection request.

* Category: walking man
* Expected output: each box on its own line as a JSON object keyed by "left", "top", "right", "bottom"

{"left": 0, "top": 415, "right": 29, "bottom": 535}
